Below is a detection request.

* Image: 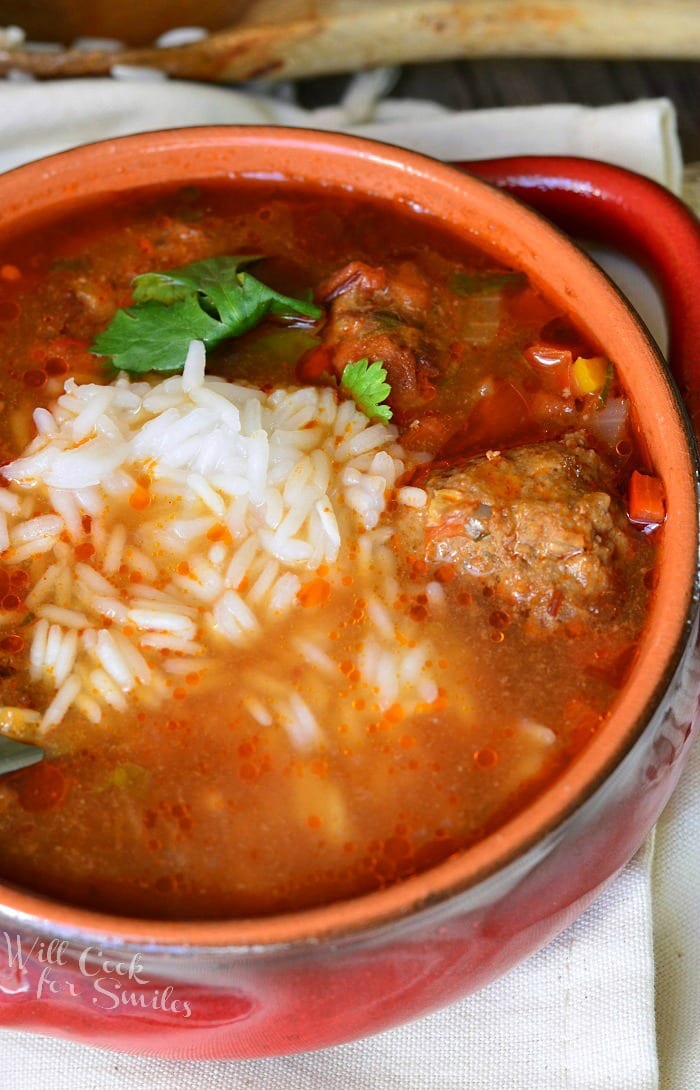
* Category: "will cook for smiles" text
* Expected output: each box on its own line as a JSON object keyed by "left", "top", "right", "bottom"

{"left": 0, "top": 932, "right": 192, "bottom": 1018}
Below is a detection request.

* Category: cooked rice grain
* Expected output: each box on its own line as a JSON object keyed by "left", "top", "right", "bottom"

{"left": 0, "top": 341, "right": 429, "bottom": 730}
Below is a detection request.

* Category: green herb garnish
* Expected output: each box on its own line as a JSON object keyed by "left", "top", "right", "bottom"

{"left": 599, "top": 360, "right": 614, "bottom": 407}
{"left": 341, "top": 359, "right": 392, "bottom": 423}
{"left": 91, "top": 256, "right": 322, "bottom": 373}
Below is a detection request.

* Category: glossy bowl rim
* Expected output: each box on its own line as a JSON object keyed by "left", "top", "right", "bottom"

{"left": 0, "top": 125, "right": 697, "bottom": 952}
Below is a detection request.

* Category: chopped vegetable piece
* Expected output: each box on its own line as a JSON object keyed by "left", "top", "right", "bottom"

{"left": 340, "top": 358, "right": 393, "bottom": 422}
{"left": 585, "top": 395, "right": 629, "bottom": 450}
{"left": 103, "top": 762, "right": 150, "bottom": 796}
{"left": 628, "top": 470, "right": 666, "bottom": 525}
{"left": 572, "top": 356, "right": 612, "bottom": 398}
{"left": 0, "top": 705, "right": 41, "bottom": 742}
{"left": 525, "top": 344, "right": 573, "bottom": 369}
{"left": 450, "top": 270, "right": 527, "bottom": 296}
{"left": 296, "top": 343, "right": 335, "bottom": 383}
{"left": 443, "top": 379, "right": 531, "bottom": 457}
{"left": 523, "top": 343, "right": 574, "bottom": 397}
{"left": 91, "top": 256, "right": 322, "bottom": 373}
{"left": 462, "top": 294, "right": 502, "bottom": 346}
{"left": 10, "top": 761, "right": 65, "bottom": 811}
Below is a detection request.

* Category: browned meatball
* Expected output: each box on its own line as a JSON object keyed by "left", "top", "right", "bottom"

{"left": 408, "top": 432, "right": 632, "bottom": 626}
{"left": 314, "top": 260, "right": 439, "bottom": 418}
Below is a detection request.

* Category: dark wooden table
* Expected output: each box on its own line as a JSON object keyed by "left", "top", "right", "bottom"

{"left": 297, "top": 59, "right": 700, "bottom": 162}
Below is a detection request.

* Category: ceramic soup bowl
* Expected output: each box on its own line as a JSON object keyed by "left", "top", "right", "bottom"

{"left": 0, "top": 128, "right": 698, "bottom": 1059}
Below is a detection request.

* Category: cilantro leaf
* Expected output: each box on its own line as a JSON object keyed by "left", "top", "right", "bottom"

{"left": 340, "top": 359, "right": 392, "bottom": 423}
{"left": 91, "top": 292, "right": 225, "bottom": 373}
{"left": 133, "top": 256, "right": 258, "bottom": 311}
{"left": 91, "top": 255, "right": 322, "bottom": 373}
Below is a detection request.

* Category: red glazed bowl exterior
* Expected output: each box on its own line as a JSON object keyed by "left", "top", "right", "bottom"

{"left": 0, "top": 128, "right": 698, "bottom": 1060}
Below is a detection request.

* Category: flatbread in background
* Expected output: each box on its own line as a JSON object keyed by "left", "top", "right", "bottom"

{"left": 1, "top": 0, "right": 699, "bottom": 82}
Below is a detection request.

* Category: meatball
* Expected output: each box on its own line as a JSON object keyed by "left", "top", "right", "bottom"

{"left": 406, "top": 433, "right": 633, "bottom": 626}
{"left": 313, "top": 260, "right": 439, "bottom": 418}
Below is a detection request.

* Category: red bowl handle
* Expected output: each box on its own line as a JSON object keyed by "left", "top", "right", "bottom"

{"left": 453, "top": 156, "right": 700, "bottom": 437}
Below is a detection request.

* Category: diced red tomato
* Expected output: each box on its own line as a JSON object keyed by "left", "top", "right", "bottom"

{"left": 525, "top": 344, "right": 572, "bottom": 368}
{"left": 295, "top": 344, "right": 335, "bottom": 383}
{"left": 400, "top": 412, "right": 457, "bottom": 453}
{"left": 524, "top": 343, "right": 573, "bottom": 396}
{"left": 442, "top": 379, "right": 533, "bottom": 457}
{"left": 529, "top": 389, "right": 575, "bottom": 428}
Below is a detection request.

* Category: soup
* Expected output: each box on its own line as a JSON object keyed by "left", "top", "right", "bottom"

{"left": 0, "top": 182, "right": 662, "bottom": 919}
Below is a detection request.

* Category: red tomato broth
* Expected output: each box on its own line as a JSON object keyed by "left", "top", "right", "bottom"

{"left": 0, "top": 181, "right": 659, "bottom": 919}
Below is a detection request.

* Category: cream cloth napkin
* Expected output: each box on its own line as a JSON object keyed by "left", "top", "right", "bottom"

{"left": 0, "top": 77, "right": 696, "bottom": 1090}
{"left": 0, "top": 76, "right": 683, "bottom": 192}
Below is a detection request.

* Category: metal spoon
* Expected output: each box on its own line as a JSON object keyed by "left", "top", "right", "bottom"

{"left": 0, "top": 735, "right": 44, "bottom": 775}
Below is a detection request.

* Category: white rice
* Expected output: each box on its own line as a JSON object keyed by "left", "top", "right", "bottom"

{"left": 126, "top": 609, "right": 197, "bottom": 638}
{"left": 74, "top": 563, "right": 116, "bottom": 596}
{"left": 40, "top": 675, "right": 81, "bottom": 733}
{"left": 10, "top": 535, "right": 61, "bottom": 562}
{"left": 103, "top": 523, "right": 127, "bottom": 575}
{"left": 267, "top": 571, "right": 301, "bottom": 617}
{"left": 273, "top": 693, "right": 322, "bottom": 751}
{"left": 48, "top": 487, "right": 82, "bottom": 537}
{"left": 292, "top": 638, "right": 336, "bottom": 676}
{"left": 29, "top": 618, "right": 49, "bottom": 681}
{"left": 213, "top": 590, "right": 259, "bottom": 640}
{"left": 0, "top": 340, "right": 432, "bottom": 734}
{"left": 425, "top": 581, "right": 446, "bottom": 609}
{"left": 0, "top": 491, "right": 20, "bottom": 516}
{"left": 90, "top": 596, "right": 130, "bottom": 623}
{"left": 95, "top": 629, "right": 134, "bottom": 690}
{"left": 74, "top": 692, "right": 103, "bottom": 724}
{"left": 242, "top": 694, "right": 273, "bottom": 728}
{"left": 110, "top": 629, "right": 151, "bottom": 685}
{"left": 37, "top": 605, "right": 90, "bottom": 629}
{"left": 366, "top": 596, "right": 396, "bottom": 641}
{"left": 129, "top": 592, "right": 196, "bottom": 616}
{"left": 44, "top": 624, "right": 63, "bottom": 670}
{"left": 246, "top": 558, "right": 280, "bottom": 607}
{"left": 396, "top": 486, "right": 428, "bottom": 509}
{"left": 138, "top": 633, "right": 203, "bottom": 655}
{"left": 52, "top": 628, "right": 78, "bottom": 686}
{"left": 89, "top": 668, "right": 127, "bottom": 712}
